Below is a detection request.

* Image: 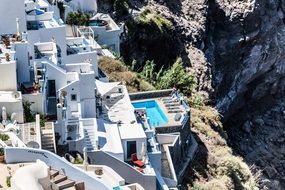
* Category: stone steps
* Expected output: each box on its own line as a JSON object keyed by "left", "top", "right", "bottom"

{"left": 50, "top": 168, "right": 78, "bottom": 190}
{"left": 41, "top": 130, "right": 56, "bottom": 153}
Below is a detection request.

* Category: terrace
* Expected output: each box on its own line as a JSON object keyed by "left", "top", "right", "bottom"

{"left": 27, "top": 17, "right": 64, "bottom": 31}
{"left": 66, "top": 37, "right": 92, "bottom": 55}
{"left": 20, "top": 61, "right": 47, "bottom": 95}
{"left": 130, "top": 90, "right": 190, "bottom": 132}
{"left": 89, "top": 14, "right": 120, "bottom": 32}
{"left": 0, "top": 162, "right": 34, "bottom": 189}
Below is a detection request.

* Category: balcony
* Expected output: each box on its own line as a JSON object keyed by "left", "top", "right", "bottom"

{"left": 66, "top": 37, "right": 91, "bottom": 55}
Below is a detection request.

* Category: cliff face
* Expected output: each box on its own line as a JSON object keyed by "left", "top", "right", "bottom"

{"left": 206, "top": 0, "right": 285, "bottom": 189}
{"left": 100, "top": 0, "right": 285, "bottom": 188}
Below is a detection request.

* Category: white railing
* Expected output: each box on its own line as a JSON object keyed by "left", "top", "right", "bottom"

{"left": 88, "top": 151, "right": 156, "bottom": 190}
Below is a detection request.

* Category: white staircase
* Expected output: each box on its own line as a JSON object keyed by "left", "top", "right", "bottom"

{"left": 41, "top": 123, "right": 57, "bottom": 153}
{"left": 83, "top": 125, "right": 97, "bottom": 151}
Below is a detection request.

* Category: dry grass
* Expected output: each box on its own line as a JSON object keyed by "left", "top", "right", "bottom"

{"left": 98, "top": 56, "right": 155, "bottom": 92}
{"left": 188, "top": 106, "right": 258, "bottom": 190}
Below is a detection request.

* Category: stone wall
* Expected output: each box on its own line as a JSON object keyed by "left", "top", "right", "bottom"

{"left": 129, "top": 89, "right": 172, "bottom": 101}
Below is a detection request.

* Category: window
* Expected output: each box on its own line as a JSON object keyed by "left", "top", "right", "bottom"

{"left": 71, "top": 94, "right": 77, "bottom": 101}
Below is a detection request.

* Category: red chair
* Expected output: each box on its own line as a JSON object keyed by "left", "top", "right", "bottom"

{"left": 131, "top": 153, "right": 145, "bottom": 167}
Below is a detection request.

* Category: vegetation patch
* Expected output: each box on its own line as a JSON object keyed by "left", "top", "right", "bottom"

{"left": 98, "top": 56, "right": 155, "bottom": 92}
{"left": 183, "top": 105, "right": 259, "bottom": 190}
{"left": 66, "top": 11, "right": 90, "bottom": 26}
{"left": 121, "top": 8, "right": 180, "bottom": 70}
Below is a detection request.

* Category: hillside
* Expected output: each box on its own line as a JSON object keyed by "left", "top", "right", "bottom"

{"left": 98, "top": 0, "right": 285, "bottom": 189}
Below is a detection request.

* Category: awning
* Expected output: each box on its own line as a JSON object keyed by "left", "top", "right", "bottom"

{"left": 95, "top": 79, "right": 120, "bottom": 96}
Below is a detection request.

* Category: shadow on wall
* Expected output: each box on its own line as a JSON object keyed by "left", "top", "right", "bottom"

{"left": 180, "top": 132, "right": 208, "bottom": 189}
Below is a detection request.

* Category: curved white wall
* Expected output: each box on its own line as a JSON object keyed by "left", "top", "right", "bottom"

{"left": 11, "top": 159, "right": 49, "bottom": 190}
{"left": 5, "top": 147, "right": 112, "bottom": 190}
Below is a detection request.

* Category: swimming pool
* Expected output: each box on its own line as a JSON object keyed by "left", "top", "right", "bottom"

{"left": 132, "top": 100, "right": 168, "bottom": 127}
{"left": 88, "top": 19, "right": 108, "bottom": 27}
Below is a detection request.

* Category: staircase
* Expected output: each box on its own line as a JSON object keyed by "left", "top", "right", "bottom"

{"left": 83, "top": 125, "right": 96, "bottom": 151}
{"left": 50, "top": 168, "right": 77, "bottom": 190}
{"left": 41, "top": 123, "right": 56, "bottom": 153}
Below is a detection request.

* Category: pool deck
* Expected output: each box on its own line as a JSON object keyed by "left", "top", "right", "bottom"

{"left": 132, "top": 97, "right": 186, "bottom": 128}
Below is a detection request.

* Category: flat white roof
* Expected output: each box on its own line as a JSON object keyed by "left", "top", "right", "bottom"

{"left": 96, "top": 119, "right": 123, "bottom": 154}
{"left": 119, "top": 124, "right": 146, "bottom": 140}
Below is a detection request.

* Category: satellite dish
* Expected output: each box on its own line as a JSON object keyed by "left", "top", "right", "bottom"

{"left": 26, "top": 141, "right": 40, "bottom": 149}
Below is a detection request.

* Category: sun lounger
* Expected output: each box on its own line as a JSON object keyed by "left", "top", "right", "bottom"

{"left": 167, "top": 106, "right": 181, "bottom": 110}
{"left": 168, "top": 110, "right": 183, "bottom": 113}
{"left": 131, "top": 153, "right": 145, "bottom": 167}
{"left": 165, "top": 103, "right": 180, "bottom": 107}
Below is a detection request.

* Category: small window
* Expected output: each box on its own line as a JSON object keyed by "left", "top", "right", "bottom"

{"left": 71, "top": 94, "right": 77, "bottom": 101}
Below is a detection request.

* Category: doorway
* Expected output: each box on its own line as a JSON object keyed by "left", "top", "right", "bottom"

{"left": 126, "top": 141, "right": 137, "bottom": 160}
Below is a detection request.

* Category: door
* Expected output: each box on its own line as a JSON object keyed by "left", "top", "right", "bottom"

{"left": 47, "top": 80, "right": 56, "bottom": 97}
{"left": 47, "top": 80, "right": 57, "bottom": 115}
{"left": 127, "top": 141, "right": 137, "bottom": 160}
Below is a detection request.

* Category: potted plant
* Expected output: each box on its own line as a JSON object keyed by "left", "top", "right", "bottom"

{"left": 0, "top": 134, "right": 10, "bottom": 145}
{"left": 5, "top": 53, "right": 10, "bottom": 62}
{"left": 0, "top": 147, "right": 5, "bottom": 163}
{"left": 6, "top": 176, "right": 11, "bottom": 187}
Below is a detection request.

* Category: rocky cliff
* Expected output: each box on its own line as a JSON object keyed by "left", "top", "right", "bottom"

{"left": 99, "top": 0, "right": 285, "bottom": 189}
{"left": 206, "top": 1, "right": 285, "bottom": 189}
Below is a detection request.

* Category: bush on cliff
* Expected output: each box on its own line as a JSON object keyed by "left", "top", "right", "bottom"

{"left": 98, "top": 56, "right": 155, "bottom": 92}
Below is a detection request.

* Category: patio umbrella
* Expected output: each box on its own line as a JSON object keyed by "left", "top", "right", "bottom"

{"left": 2, "top": 107, "right": 7, "bottom": 125}
{"left": 16, "top": 18, "right": 20, "bottom": 36}
{"left": 83, "top": 147, "right": 88, "bottom": 171}
{"left": 33, "top": 62, "right": 38, "bottom": 83}
{"left": 141, "top": 142, "right": 147, "bottom": 163}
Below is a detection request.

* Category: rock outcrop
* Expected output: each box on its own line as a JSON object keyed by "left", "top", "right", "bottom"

{"left": 206, "top": 0, "right": 285, "bottom": 189}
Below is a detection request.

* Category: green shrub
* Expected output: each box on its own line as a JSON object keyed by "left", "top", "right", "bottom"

{"left": 137, "top": 9, "right": 172, "bottom": 33}
{"left": 73, "top": 158, "right": 83, "bottom": 164}
{"left": 98, "top": 56, "right": 155, "bottom": 92}
{"left": 192, "top": 183, "right": 203, "bottom": 190}
{"left": 66, "top": 11, "right": 90, "bottom": 26}
{"left": 156, "top": 57, "right": 196, "bottom": 95}
{"left": 0, "top": 134, "right": 9, "bottom": 141}
{"left": 40, "top": 114, "right": 47, "bottom": 128}
{"left": 0, "top": 147, "right": 4, "bottom": 156}
{"left": 6, "top": 176, "right": 11, "bottom": 187}
{"left": 23, "top": 100, "right": 35, "bottom": 122}
{"left": 114, "top": 0, "right": 129, "bottom": 17}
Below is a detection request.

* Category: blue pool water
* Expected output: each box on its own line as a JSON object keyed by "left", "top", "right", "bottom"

{"left": 89, "top": 19, "right": 108, "bottom": 27}
{"left": 113, "top": 187, "right": 121, "bottom": 190}
{"left": 132, "top": 100, "right": 168, "bottom": 127}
